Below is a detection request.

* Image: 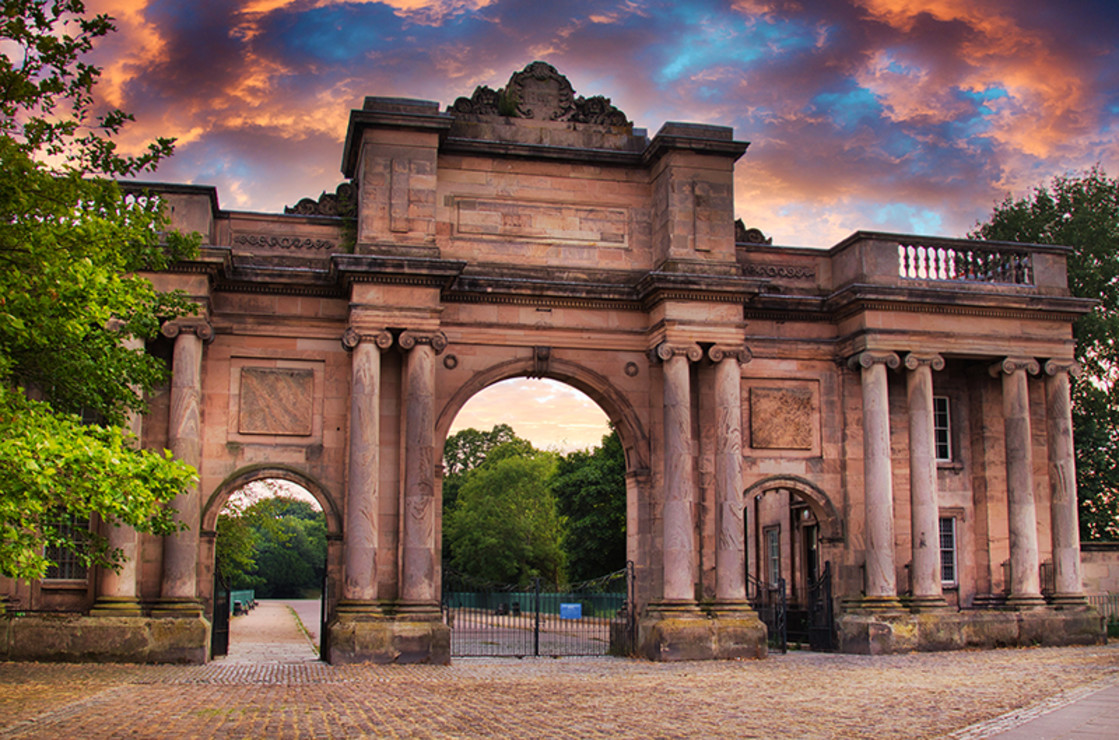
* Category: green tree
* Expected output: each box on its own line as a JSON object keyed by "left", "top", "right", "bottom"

{"left": 0, "top": 1, "right": 197, "bottom": 579}
{"left": 971, "top": 166, "right": 1119, "bottom": 539}
{"left": 551, "top": 430, "right": 627, "bottom": 582}
{"left": 444, "top": 451, "right": 566, "bottom": 587}
{"left": 221, "top": 497, "right": 326, "bottom": 598}
{"left": 215, "top": 500, "right": 259, "bottom": 589}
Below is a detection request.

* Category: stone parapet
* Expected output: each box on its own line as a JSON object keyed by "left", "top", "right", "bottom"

{"left": 0, "top": 614, "right": 210, "bottom": 664}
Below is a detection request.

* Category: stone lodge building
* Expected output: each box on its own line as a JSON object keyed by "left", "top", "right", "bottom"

{"left": 0, "top": 63, "right": 1105, "bottom": 663}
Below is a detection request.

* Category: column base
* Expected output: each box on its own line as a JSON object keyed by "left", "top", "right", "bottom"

{"left": 333, "top": 599, "right": 384, "bottom": 616}
{"left": 903, "top": 595, "right": 950, "bottom": 612}
{"left": 1047, "top": 592, "right": 1089, "bottom": 608}
{"left": 150, "top": 598, "right": 204, "bottom": 618}
{"left": 844, "top": 595, "right": 905, "bottom": 612}
{"left": 1005, "top": 593, "right": 1048, "bottom": 609}
{"left": 327, "top": 611, "right": 449, "bottom": 665}
{"left": 637, "top": 602, "right": 767, "bottom": 661}
{"left": 89, "top": 597, "right": 143, "bottom": 617}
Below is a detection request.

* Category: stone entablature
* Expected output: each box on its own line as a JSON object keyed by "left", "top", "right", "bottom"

{"left": 2, "top": 62, "right": 1104, "bottom": 665}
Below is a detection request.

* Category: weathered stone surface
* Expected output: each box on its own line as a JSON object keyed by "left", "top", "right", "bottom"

{"left": 238, "top": 367, "right": 314, "bottom": 436}
{"left": 327, "top": 615, "right": 450, "bottom": 665}
{"left": 749, "top": 386, "right": 815, "bottom": 449}
{"left": 838, "top": 609, "right": 1105, "bottom": 655}
{"left": 2, "top": 614, "right": 210, "bottom": 664}
{"left": 637, "top": 609, "right": 767, "bottom": 661}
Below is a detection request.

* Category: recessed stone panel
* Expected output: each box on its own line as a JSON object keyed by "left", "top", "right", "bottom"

{"left": 750, "top": 386, "right": 815, "bottom": 450}
{"left": 454, "top": 198, "right": 628, "bottom": 246}
{"left": 238, "top": 367, "right": 314, "bottom": 436}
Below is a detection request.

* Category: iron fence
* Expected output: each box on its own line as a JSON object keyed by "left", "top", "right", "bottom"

{"left": 442, "top": 564, "right": 634, "bottom": 658}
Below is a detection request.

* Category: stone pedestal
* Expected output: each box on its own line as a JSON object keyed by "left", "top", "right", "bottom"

{"left": 637, "top": 604, "right": 767, "bottom": 661}
{"left": 326, "top": 612, "right": 450, "bottom": 665}
{"left": 0, "top": 614, "right": 210, "bottom": 664}
{"left": 837, "top": 607, "right": 1104, "bottom": 655}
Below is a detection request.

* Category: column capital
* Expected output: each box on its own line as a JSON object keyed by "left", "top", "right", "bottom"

{"left": 847, "top": 351, "right": 900, "bottom": 371}
{"left": 988, "top": 357, "right": 1040, "bottom": 378}
{"left": 342, "top": 327, "right": 393, "bottom": 351}
{"left": 655, "top": 341, "right": 703, "bottom": 363}
{"left": 707, "top": 344, "right": 752, "bottom": 364}
{"left": 399, "top": 330, "right": 448, "bottom": 354}
{"left": 161, "top": 319, "right": 214, "bottom": 343}
{"left": 903, "top": 352, "right": 945, "bottom": 372}
{"left": 1043, "top": 359, "right": 1082, "bottom": 379}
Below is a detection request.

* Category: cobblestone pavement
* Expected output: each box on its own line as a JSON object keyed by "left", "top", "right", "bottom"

{"left": 1, "top": 606, "right": 1116, "bottom": 740}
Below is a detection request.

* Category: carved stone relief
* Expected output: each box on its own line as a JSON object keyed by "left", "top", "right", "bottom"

{"left": 448, "top": 61, "right": 631, "bottom": 126}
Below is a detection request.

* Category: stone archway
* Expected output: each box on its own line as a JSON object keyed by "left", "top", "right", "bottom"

{"left": 198, "top": 464, "right": 342, "bottom": 643}
{"left": 435, "top": 356, "right": 651, "bottom": 475}
{"left": 743, "top": 475, "right": 843, "bottom": 544}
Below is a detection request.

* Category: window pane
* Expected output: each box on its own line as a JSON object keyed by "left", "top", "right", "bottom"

{"left": 933, "top": 396, "right": 952, "bottom": 461}
{"left": 44, "top": 512, "right": 89, "bottom": 580}
{"left": 939, "top": 517, "right": 956, "bottom": 585}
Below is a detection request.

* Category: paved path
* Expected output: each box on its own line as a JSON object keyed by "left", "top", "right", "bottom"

{"left": 220, "top": 599, "right": 318, "bottom": 664}
{"left": 965, "top": 681, "right": 1119, "bottom": 739}
{"left": 1, "top": 624, "right": 1117, "bottom": 738}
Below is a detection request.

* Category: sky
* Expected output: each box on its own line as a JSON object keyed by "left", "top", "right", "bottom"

{"left": 76, "top": 0, "right": 1119, "bottom": 450}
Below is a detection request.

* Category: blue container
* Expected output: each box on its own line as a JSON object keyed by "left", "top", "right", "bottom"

{"left": 560, "top": 603, "right": 582, "bottom": 620}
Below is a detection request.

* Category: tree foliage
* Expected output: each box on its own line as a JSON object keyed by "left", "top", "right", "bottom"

{"left": 971, "top": 166, "right": 1119, "bottom": 539}
{"left": 444, "top": 447, "right": 567, "bottom": 588}
{"left": 550, "top": 430, "right": 627, "bottom": 582}
{"left": 442, "top": 424, "right": 628, "bottom": 587}
{"left": 216, "top": 495, "right": 327, "bottom": 597}
{"left": 0, "top": 1, "right": 197, "bottom": 579}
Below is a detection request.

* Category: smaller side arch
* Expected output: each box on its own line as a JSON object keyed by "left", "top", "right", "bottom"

{"left": 743, "top": 475, "right": 843, "bottom": 543}
{"left": 201, "top": 464, "right": 342, "bottom": 536}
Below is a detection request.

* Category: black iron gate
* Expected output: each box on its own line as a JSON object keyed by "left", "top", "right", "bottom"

{"left": 807, "top": 561, "right": 835, "bottom": 651}
{"left": 319, "top": 573, "right": 330, "bottom": 659}
{"left": 747, "top": 573, "right": 787, "bottom": 654}
{"left": 442, "top": 563, "right": 635, "bottom": 657}
{"left": 211, "top": 572, "right": 230, "bottom": 658}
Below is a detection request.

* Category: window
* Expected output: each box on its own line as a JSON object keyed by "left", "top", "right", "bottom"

{"left": 765, "top": 527, "right": 781, "bottom": 585}
{"left": 939, "top": 517, "right": 957, "bottom": 587}
{"left": 44, "top": 512, "right": 89, "bottom": 581}
{"left": 933, "top": 396, "right": 952, "bottom": 462}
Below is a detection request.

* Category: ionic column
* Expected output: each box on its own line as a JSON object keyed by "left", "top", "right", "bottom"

{"left": 339, "top": 329, "right": 393, "bottom": 609}
{"left": 1044, "top": 360, "right": 1086, "bottom": 604}
{"left": 989, "top": 357, "right": 1045, "bottom": 606}
{"left": 92, "top": 337, "right": 146, "bottom": 616}
{"left": 657, "top": 341, "right": 702, "bottom": 604}
{"left": 158, "top": 321, "right": 212, "bottom": 612}
{"left": 711, "top": 345, "right": 751, "bottom": 605}
{"left": 904, "top": 353, "right": 947, "bottom": 608}
{"left": 399, "top": 330, "right": 446, "bottom": 609}
{"left": 849, "top": 351, "right": 901, "bottom": 605}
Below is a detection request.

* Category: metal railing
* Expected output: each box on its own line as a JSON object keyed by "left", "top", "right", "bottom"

{"left": 1088, "top": 594, "right": 1119, "bottom": 622}
{"left": 442, "top": 565, "right": 632, "bottom": 658}
{"left": 747, "top": 573, "right": 786, "bottom": 653}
